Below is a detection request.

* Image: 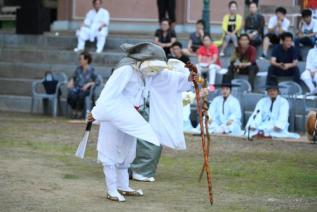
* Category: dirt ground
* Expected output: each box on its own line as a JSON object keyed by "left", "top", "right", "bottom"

{"left": 0, "top": 112, "right": 316, "bottom": 212}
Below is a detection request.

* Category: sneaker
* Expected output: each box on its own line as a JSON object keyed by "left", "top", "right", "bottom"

{"left": 132, "top": 172, "right": 155, "bottom": 182}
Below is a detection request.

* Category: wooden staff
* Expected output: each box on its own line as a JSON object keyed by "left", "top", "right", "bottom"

{"left": 185, "top": 62, "right": 213, "bottom": 206}
{"left": 198, "top": 79, "right": 212, "bottom": 182}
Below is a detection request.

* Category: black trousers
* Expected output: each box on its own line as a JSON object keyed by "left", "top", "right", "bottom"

{"left": 157, "top": 0, "right": 176, "bottom": 23}
{"left": 266, "top": 65, "right": 301, "bottom": 84}
{"left": 67, "top": 89, "right": 89, "bottom": 111}
{"left": 226, "top": 64, "right": 259, "bottom": 91}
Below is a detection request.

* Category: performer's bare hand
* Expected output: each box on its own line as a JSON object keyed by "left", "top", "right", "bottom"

{"left": 87, "top": 112, "right": 95, "bottom": 122}
{"left": 189, "top": 71, "right": 199, "bottom": 82}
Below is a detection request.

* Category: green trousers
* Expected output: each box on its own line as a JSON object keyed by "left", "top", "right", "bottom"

{"left": 130, "top": 108, "right": 162, "bottom": 178}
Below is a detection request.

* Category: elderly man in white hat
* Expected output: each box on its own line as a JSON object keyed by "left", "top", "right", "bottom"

{"left": 87, "top": 42, "right": 196, "bottom": 202}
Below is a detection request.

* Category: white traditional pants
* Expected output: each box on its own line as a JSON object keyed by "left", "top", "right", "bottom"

{"left": 103, "top": 163, "right": 132, "bottom": 195}
{"left": 76, "top": 26, "right": 108, "bottom": 52}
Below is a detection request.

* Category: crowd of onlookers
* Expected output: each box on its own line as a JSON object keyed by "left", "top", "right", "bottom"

{"left": 64, "top": 0, "right": 317, "bottom": 121}
{"left": 154, "top": 1, "right": 317, "bottom": 94}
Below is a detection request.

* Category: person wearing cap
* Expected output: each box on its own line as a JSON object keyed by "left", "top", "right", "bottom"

{"left": 208, "top": 76, "right": 242, "bottom": 135}
{"left": 245, "top": 77, "right": 300, "bottom": 139}
{"left": 87, "top": 42, "right": 197, "bottom": 202}
{"left": 301, "top": 40, "right": 317, "bottom": 94}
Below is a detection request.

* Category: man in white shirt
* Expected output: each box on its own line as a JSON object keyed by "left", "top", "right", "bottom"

{"left": 301, "top": 40, "right": 317, "bottom": 93}
{"left": 261, "top": 7, "right": 290, "bottom": 59}
{"left": 295, "top": 9, "right": 317, "bottom": 60}
{"left": 74, "top": 0, "right": 110, "bottom": 53}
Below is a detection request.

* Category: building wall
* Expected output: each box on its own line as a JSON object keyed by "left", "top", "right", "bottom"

{"left": 55, "top": 0, "right": 296, "bottom": 32}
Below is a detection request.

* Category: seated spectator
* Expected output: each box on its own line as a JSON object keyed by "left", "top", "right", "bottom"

{"left": 261, "top": 7, "right": 290, "bottom": 59}
{"left": 295, "top": 9, "right": 317, "bottom": 60}
{"left": 183, "top": 19, "right": 205, "bottom": 56}
{"left": 207, "top": 77, "right": 242, "bottom": 135}
{"left": 244, "top": 0, "right": 259, "bottom": 17}
{"left": 220, "top": 1, "right": 243, "bottom": 57}
{"left": 245, "top": 77, "right": 300, "bottom": 139}
{"left": 154, "top": 18, "right": 177, "bottom": 56}
{"left": 266, "top": 32, "right": 301, "bottom": 84}
{"left": 226, "top": 34, "right": 259, "bottom": 91}
{"left": 74, "top": 0, "right": 110, "bottom": 53}
{"left": 244, "top": 2, "right": 265, "bottom": 46}
{"left": 197, "top": 34, "right": 222, "bottom": 89}
{"left": 168, "top": 41, "right": 190, "bottom": 63}
{"left": 67, "top": 52, "right": 97, "bottom": 119}
{"left": 301, "top": 40, "right": 317, "bottom": 93}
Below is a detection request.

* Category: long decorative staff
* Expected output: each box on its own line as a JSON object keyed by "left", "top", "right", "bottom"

{"left": 198, "top": 79, "right": 212, "bottom": 182}
{"left": 185, "top": 62, "right": 213, "bottom": 206}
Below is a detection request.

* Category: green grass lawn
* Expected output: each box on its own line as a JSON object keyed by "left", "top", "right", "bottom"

{"left": 0, "top": 112, "right": 316, "bottom": 212}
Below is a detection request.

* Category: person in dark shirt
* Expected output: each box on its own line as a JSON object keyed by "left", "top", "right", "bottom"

{"left": 266, "top": 32, "right": 301, "bottom": 84}
{"left": 244, "top": 0, "right": 259, "bottom": 17}
{"left": 154, "top": 18, "right": 177, "bottom": 56}
{"left": 183, "top": 19, "right": 205, "bottom": 56}
{"left": 67, "top": 51, "right": 97, "bottom": 119}
{"left": 168, "top": 41, "right": 190, "bottom": 63}
{"left": 226, "top": 34, "right": 259, "bottom": 90}
{"left": 244, "top": 2, "right": 265, "bottom": 46}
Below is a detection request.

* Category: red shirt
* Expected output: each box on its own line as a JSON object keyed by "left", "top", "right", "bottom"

{"left": 235, "top": 45, "right": 257, "bottom": 64}
{"left": 307, "top": 0, "right": 317, "bottom": 9}
{"left": 197, "top": 44, "right": 221, "bottom": 66}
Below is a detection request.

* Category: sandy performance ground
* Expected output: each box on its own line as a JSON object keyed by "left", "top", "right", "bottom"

{"left": 0, "top": 112, "right": 316, "bottom": 212}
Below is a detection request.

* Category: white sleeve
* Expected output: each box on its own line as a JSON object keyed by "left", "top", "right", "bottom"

{"left": 84, "top": 10, "right": 93, "bottom": 26}
{"left": 274, "top": 99, "right": 289, "bottom": 129}
{"left": 208, "top": 98, "right": 218, "bottom": 121}
{"left": 228, "top": 99, "right": 242, "bottom": 122}
{"left": 313, "top": 20, "right": 317, "bottom": 33}
{"left": 104, "top": 10, "right": 110, "bottom": 26}
{"left": 282, "top": 18, "right": 290, "bottom": 31}
{"left": 268, "top": 16, "right": 276, "bottom": 30}
{"left": 92, "top": 66, "right": 133, "bottom": 120}
{"left": 305, "top": 50, "right": 314, "bottom": 71}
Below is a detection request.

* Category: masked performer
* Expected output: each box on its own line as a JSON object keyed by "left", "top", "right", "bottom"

{"left": 88, "top": 42, "right": 196, "bottom": 202}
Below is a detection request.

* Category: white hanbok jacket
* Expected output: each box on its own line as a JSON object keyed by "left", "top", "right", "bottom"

{"left": 246, "top": 95, "right": 299, "bottom": 138}
{"left": 208, "top": 95, "right": 242, "bottom": 135}
{"left": 91, "top": 64, "right": 191, "bottom": 165}
{"left": 82, "top": 8, "right": 110, "bottom": 41}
